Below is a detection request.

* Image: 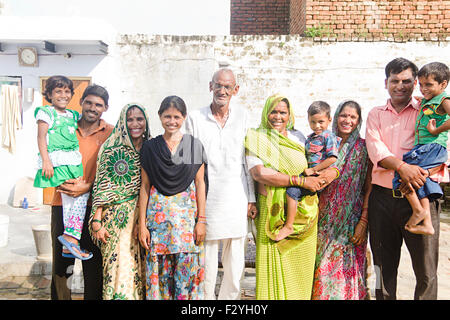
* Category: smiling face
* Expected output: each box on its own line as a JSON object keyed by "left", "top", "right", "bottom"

{"left": 308, "top": 112, "right": 332, "bottom": 135}
{"left": 209, "top": 70, "right": 239, "bottom": 108}
{"left": 337, "top": 105, "right": 360, "bottom": 139}
{"left": 49, "top": 86, "right": 73, "bottom": 112}
{"left": 418, "top": 75, "right": 447, "bottom": 101}
{"left": 126, "top": 106, "right": 146, "bottom": 145}
{"left": 267, "top": 100, "right": 290, "bottom": 133}
{"left": 80, "top": 94, "right": 108, "bottom": 124}
{"left": 385, "top": 68, "right": 417, "bottom": 110}
{"left": 159, "top": 105, "right": 185, "bottom": 135}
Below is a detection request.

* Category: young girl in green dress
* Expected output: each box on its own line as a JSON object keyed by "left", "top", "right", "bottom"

{"left": 34, "top": 75, "right": 91, "bottom": 260}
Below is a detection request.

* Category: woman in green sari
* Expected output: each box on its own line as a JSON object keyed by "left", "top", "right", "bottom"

{"left": 89, "top": 103, "right": 151, "bottom": 300}
{"left": 245, "top": 94, "right": 339, "bottom": 299}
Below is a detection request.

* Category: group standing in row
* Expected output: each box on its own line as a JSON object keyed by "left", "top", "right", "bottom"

{"left": 36, "top": 57, "right": 448, "bottom": 300}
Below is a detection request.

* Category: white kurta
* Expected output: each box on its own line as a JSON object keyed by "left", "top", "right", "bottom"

{"left": 185, "top": 103, "right": 256, "bottom": 241}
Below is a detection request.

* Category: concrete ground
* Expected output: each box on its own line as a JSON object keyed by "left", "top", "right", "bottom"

{"left": 0, "top": 204, "right": 449, "bottom": 300}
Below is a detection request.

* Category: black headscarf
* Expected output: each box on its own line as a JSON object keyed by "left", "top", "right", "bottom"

{"left": 140, "top": 134, "right": 208, "bottom": 196}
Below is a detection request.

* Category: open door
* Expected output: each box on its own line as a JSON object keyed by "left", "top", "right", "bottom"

{"left": 40, "top": 77, "right": 91, "bottom": 204}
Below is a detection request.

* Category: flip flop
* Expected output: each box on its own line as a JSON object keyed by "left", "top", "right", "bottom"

{"left": 58, "top": 235, "right": 93, "bottom": 260}
{"left": 62, "top": 248, "right": 92, "bottom": 259}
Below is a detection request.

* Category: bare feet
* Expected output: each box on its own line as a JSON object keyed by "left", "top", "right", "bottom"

{"left": 275, "top": 224, "right": 294, "bottom": 241}
{"left": 405, "top": 211, "right": 435, "bottom": 235}
{"left": 62, "top": 234, "right": 90, "bottom": 258}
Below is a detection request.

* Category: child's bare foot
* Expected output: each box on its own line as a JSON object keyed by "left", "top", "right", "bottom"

{"left": 405, "top": 223, "right": 435, "bottom": 235}
{"left": 405, "top": 214, "right": 435, "bottom": 235}
{"left": 275, "top": 224, "right": 294, "bottom": 241}
{"left": 62, "top": 234, "right": 90, "bottom": 258}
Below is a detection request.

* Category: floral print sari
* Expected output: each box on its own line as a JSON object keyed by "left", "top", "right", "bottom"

{"left": 312, "top": 101, "right": 369, "bottom": 300}
{"left": 89, "top": 103, "right": 151, "bottom": 300}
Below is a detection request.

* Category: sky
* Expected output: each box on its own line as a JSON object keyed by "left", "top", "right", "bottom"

{"left": 1, "top": 0, "right": 231, "bottom": 35}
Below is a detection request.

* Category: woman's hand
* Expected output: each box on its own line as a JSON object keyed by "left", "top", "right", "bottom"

{"left": 303, "top": 176, "right": 326, "bottom": 192}
{"left": 350, "top": 221, "right": 367, "bottom": 246}
{"left": 194, "top": 223, "right": 206, "bottom": 245}
{"left": 138, "top": 224, "right": 151, "bottom": 251}
{"left": 92, "top": 221, "right": 110, "bottom": 244}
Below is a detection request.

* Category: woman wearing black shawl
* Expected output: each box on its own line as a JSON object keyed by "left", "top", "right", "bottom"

{"left": 138, "top": 96, "right": 208, "bottom": 300}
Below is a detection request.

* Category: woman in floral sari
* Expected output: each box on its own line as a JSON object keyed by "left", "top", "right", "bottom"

{"left": 245, "top": 94, "right": 339, "bottom": 299}
{"left": 311, "top": 100, "right": 372, "bottom": 300}
{"left": 89, "top": 103, "right": 151, "bottom": 300}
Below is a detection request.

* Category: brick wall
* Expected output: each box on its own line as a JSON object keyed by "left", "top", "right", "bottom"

{"left": 230, "top": 0, "right": 290, "bottom": 35}
{"left": 290, "top": 0, "right": 306, "bottom": 34}
{"left": 231, "top": 0, "right": 450, "bottom": 41}
{"left": 306, "top": 0, "right": 450, "bottom": 40}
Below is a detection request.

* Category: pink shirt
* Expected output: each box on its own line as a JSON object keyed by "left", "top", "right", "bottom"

{"left": 366, "top": 97, "right": 448, "bottom": 189}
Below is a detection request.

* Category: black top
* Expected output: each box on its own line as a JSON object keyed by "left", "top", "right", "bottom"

{"left": 140, "top": 134, "right": 208, "bottom": 197}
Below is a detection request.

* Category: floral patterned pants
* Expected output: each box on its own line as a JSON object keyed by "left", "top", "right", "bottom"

{"left": 61, "top": 192, "right": 90, "bottom": 240}
{"left": 145, "top": 251, "right": 205, "bottom": 300}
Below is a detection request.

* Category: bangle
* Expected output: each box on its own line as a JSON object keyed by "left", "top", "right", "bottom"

{"left": 299, "top": 176, "right": 305, "bottom": 187}
{"left": 91, "top": 219, "right": 102, "bottom": 225}
{"left": 197, "top": 220, "right": 207, "bottom": 224}
{"left": 360, "top": 216, "right": 368, "bottom": 224}
{"left": 396, "top": 161, "right": 406, "bottom": 172}
{"left": 92, "top": 224, "right": 103, "bottom": 232}
{"left": 332, "top": 167, "right": 340, "bottom": 179}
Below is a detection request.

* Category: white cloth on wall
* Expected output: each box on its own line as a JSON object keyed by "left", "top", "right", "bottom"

{"left": 1, "top": 85, "right": 22, "bottom": 154}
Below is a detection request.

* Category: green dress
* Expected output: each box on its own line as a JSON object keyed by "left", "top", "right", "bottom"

{"left": 245, "top": 94, "right": 319, "bottom": 300}
{"left": 33, "top": 105, "right": 83, "bottom": 188}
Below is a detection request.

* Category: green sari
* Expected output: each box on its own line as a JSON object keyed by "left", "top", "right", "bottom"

{"left": 89, "top": 103, "right": 151, "bottom": 300}
{"left": 245, "top": 94, "right": 319, "bottom": 300}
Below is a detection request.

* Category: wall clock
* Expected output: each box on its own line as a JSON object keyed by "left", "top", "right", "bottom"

{"left": 18, "top": 47, "right": 38, "bottom": 67}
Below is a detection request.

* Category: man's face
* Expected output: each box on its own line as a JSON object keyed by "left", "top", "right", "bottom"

{"left": 385, "top": 68, "right": 417, "bottom": 107}
{"left": 209, "top": 71, "right": 239, "bottom": 107}
{"left": 80, "top": 94, "right": 108, "bottom": 123}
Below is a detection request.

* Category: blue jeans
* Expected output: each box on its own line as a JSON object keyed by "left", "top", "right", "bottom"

{"left": 286, "top": 180, "right": 315, "bottom": 200}
{"left": 392, "top": 143, "right": 447, "bottom": 200}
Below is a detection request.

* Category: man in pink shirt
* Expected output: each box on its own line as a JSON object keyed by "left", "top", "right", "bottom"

{"left": 366, "top": 57, "right": 440, "bottom": 300}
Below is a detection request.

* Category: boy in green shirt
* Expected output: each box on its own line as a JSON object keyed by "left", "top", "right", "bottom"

{"left": 393, "top": 62, "right": 450, "bottom": 235}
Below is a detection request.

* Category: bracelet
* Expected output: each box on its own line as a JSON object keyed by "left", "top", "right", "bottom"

{"left": 91, "top": 219, "right": 102, "bottom": 225}
{"left": 396, "top": 161, "right": 406, "bottom": 172}
{"left": 299, "top": 176, "right": 305, "bottom": 187}
{"left": 92, "top": 224, "right": 103, "bottom": 232}
{"left": 360, "top": 216, "right": 368, "bottom": 224}
{"left": 198, "top": 215, "right": 206, "bottom": 219}
{"left": 332, "top": 167, "right": 340, "bottom": 179}
{"left": 290, "top": 175, "right": 300, "bottom": 186}
{"left": 197, "top": 220, "right": 207, "bottom": 224}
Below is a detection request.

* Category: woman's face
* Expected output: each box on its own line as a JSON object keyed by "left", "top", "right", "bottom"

{"left": 159, "top": 106, "right": 185, "bottom": 135}
{"left": 127, "top": 107, "right": 146, "bottom": 142}
{"left": 268, "top": 100, "right": 290, "bottom": 132}
{"left": 337, "top": 105, "right": 360, "bottom": 138}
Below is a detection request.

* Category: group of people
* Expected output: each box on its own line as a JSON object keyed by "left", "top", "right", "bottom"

{"left": 34, "top": 57, "right": 448, "bottom": 300}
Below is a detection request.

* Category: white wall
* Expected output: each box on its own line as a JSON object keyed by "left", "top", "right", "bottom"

{"left": 0, "top": 33, "right": 449, "bottom": 204}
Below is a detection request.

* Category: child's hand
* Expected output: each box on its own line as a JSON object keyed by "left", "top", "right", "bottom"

{"left": 426, "top": 119, "right": 438, "bottom": 135}
{"left": 42, "top": 160, "right": 54, "bottom": 179}
{"left": 304, "top": 168, "right": 316, "bottom": 176}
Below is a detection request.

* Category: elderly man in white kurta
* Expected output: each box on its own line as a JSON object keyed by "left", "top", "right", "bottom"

{"left": 185, "top": 68, "right": 257, "bottom": 300}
